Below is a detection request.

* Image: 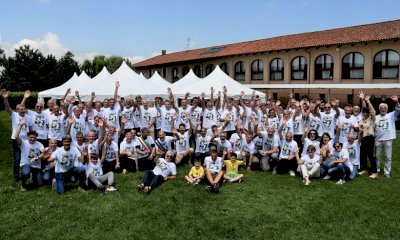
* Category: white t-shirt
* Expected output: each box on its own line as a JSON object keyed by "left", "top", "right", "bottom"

{"left": 344, "top": 141, "right": 360, "bottom": 166}
{"left": 302, "top": 138, "right": 320, "bottom": 157}
{"left": 51, "top": 147, "right": 81, "bottom": 173}
{"left": 252, "top": 134, "right": 265, "bottom": 152}
{"left": 214, "top": 138, "right": 232, "bottom": 154}
{"left": 203, "top": 107, "right": 218, "bottom": 129}
{"left": 293, "top": 114, "right": 305, "bottom": 135}
{"left": 242, "top": 140, "right": 256, "bottom": 155}
{"left": 262, "top": 134, "right": 280, "bottom": 151}
{"left": 230, "top": 133, "right": 245, "bottom": 154}
{"left": 140, "top": 106, "right": 157, "bottom": 130}
{"left": 155, "top": 136, "right": 174, "bottom": 152}
{"left": 47, "top": 114, "right": 66, "bottom": 141}
{"left": 332, "top": 148, "right": 352, "bottom": 172}
{"left": 120, "top": 139, "right": 138, "bottom": 157}
{"left": 190, "top": 106, "right": 202, "bottom": 128}
{"left": 88, "top": 139, "right": 100, "bottom": 155}
{"left": 92, "top": 109, "right": 105, "bottom": 119}
{"left": 102, "top": 141, "right": 119, "bottom": 162}
{"left": 11, "top": 112, "right": 32, "bottom": 140}
{"left": 221, "top": 109, "right": 238, "bottom": 131}
{"left": 279, "top": 140, "right": 298, "bottom": 160}
{"left": 86, "top": 161, "right": 103, "bottom": 178}
{"left": 136, "top": 136, "right": 155, "bottom": 159}
{"left": 319, "top": 111, "right": 337, "bottom": 137}
{"left": 120, "top": 107, "right": 134, "bottom": 129}
{"left": 279, "top": 118, "right": 294, "bottom": 137}
{"left": 158, "top": 106, "right": 176, "bottom": 133}
{"left": 153, "top": 158, "right": 176, "bottom": 178}
{"left": 204, "top": 156, "right": 223, "bottom": 173}
{"left": 195, "top": 135, "right": 211, "bottom": 153}
{"left": 28, "top": 110, "right": 48, "bottom": 139}
{"left": 308, "top": 114, "right": 321, "bottom": 134}
{"left": 337, "top": 116, "right": 359, "bottom": 143}
{"left": 19, "top": 140, "right": 44, "bottom": 168}
{"left": 301, "top": 154, "right": 320, "bottom": 168}
{"left": 175, "top": 131, "right": 190, "bottom": 152}
{"left": 375, "top": 108, "right": 400, "bottom": 141}
{"left": 177, "top": 106, "right": 192, "bottom": 129}
{"left": 104, "top": 107, "right": 121, "bottom": 131}
{"left": 70, "top": 115, "right": 87, "bottom": 142}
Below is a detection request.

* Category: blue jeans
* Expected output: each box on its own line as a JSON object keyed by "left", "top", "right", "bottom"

{"left": 13, "top": 140, "right": 21, "bottom": 180}
{"left": 55, "top": 167, "right": 86, "bottom": 194}
{"left": 42, "top": 169, "right": 55, "bottom": 184}
{"left": 328, "top": 163, "right": 350, "bottom": 180}
{"left": 320, "top": 158, "right": 335, "bottom": 176}
{"left": 21, "top": 165, "right": 42, "bottom": 188}
{"left": 349, "top": 165, "right": 358, "bottom": 180}
{"left": 142, "top": 170, "right": 165, "bottom": 189}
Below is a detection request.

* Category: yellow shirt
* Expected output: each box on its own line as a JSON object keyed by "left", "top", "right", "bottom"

{"left": 224, "top": 160, "right": 244, "bottom": 175}
{"left": 189, "top": 166, "right": 204, "bottom": 178}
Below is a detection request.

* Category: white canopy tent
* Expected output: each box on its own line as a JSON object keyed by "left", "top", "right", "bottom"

{"left": 79, "top": 66, "right": 111, "bottom": 101}
{"left": 148, "top": 71, "right": 171, "bottom": 89}
{"left": 174, "top": 65, "right": 265, "bottom": 99}
{"left": 170, "top": 69, "right": 201, "bottom": 92}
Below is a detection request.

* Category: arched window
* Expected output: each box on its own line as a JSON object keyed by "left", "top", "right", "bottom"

{"left": 172, "top": 67, "right": 179, "bottom": 82}
{"left": 291, "top": 56, "right": 307, "bottom": 80}
{"left": 342, "top": 52, "right": 364, "bottom": 79}
{"left": 251, "top": 59, "right": 264, "bottom": 80}
{"left": 182, "top": 66, "right": 190, "bottom": 77}
{"left": 315, "top": 54, "right": 334, "bottom": 80}
{"left": 373, "top": 50, "right": 399, "bottom": 79}
{"left": 234, "top": 61, "right": 245, "bottom": 81}
{"left": 193, "top": 65, "right": 202, "bottom": 77}
{"left": 270, "top": 58, "right": 284, "bottom": 80}
{"left": 220, "top": 62, "right": 229, "bottom": 75}
{"left": 205, "top": 64, "right": 214, "bottom": 76}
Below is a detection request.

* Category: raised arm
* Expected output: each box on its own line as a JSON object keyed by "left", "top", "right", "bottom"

{"left": 20, "top": 90, "right": 31, "bottom": 107}
{"left": 75, "top": 91, "right": 82, "bottom": 105}
{"left": 61, "top": 88, "right": 71, "bottom": 102}
{"left": 14, "top": 118, "right": 27, "bottom": 145}
{"left": 1, "top": 89, "right": 13, "bottom": 115}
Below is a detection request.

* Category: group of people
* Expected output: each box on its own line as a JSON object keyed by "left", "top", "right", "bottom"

{"left": 2, "top": 81, "right": 399, "bottom": 194}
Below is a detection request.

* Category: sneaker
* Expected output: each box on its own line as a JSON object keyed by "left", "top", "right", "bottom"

{"left": 384, "top": 174, "right": 391, "bottom": 179}
{"left": 358, "top": 170, "right": 368, "bottom": 176}
{"left": 77, "top": 186, "right": 86, "bottom": 192}
{"left": 99, "top": 187, "right": 107, "bottom": 195}
{"left": 238, "top": 179, "right": 242, "bottom": 183}
{"left": 222, "top": 180, "right": 227, "bottom": 184}
{"left": 122, "top": 169, "right": 127, "bottom": 176}
{"left": 336, "top": 179, "right": 345, "bottom": 185}
{"left": 20, "top": 186, "right": 27, "bottom": 192}
{"left": 205, "top": 185, "right": 212, "bottom": 192}
{"left": 289, "top": 170, "right": 295, "bottom": 177}
{"left": 305, "top": 180, "right": 311, "bottom": 186}
{"left": 369, "top": 173, "right": 379, "bottom": 179}
{"left": 213, "top": 183, "right": 220, "bottom": 193}
{"left": 272, "top": 167, "right": 277, "bottom": 175}
{"left": 144, "top": 186, "right": 151, "bottom": 193}
{"left": 51, "top": 178, "right": 56, "bottom": 190}
{"left": 323, "top": 175, "right": 331, "bottom": 180}
{"left": 137, "top": 184, "right": 144, "bottom": 191}
{"left": 106, "top": 186, "right": 118, "bottom": 192}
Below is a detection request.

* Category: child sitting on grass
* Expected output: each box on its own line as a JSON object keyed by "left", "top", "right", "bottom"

{"left": 185, "top": 159, "right": 204, "bottom": 184}
{"left": 223, "top": 152, "right": 244, "bottom": 183}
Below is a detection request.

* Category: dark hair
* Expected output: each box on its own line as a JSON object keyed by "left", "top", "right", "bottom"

{"left": 319, "top": 133, "right": 331, "bottom": 147}
{"left": 307, "top": 129, "right": 318, "bottom": 139}
{"left": 62, "top": 135, "right": 72, "bottom": 142}
{"left": 230, "top": 152, "right": 237, "bottom": 158}
{"left": 361, "top": 107, "right": 370, "bottom": 114}
{"left": 27, "top": 131, "right": 38, "bottom": 137}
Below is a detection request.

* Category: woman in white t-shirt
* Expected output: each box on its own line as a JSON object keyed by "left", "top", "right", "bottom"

{"left": 295, "top": 145, "right": 322, "bottom": 186}
{"left": 325, "top": 142, "right": 350, "bottom": 185}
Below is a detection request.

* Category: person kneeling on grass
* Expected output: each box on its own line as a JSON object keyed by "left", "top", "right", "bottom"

{"left": 204, "top": 149, "right": 224, "bottom": 193}
{"left": 87, "top": 153, "right": 117, "bottom": 195}
{"left": 137, "top": 150, "right": 176, "bottom": 193}
{"left": 185, "top": 159, "right": 204, "bottom": 185}
{"left": 223, "top": 152, "right": 244, "bottom": 183}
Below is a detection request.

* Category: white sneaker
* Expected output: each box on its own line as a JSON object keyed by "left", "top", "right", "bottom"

{"left": 323, "top": 175, "right": 331, "bottom": 180}
{"left": 336, "top": 179, "right": 345, "bottom": 185}
{"left": 51, "top": 178, "right": 56, "bottom": 190}
{"left": 106, "top": 186, "right": 118, "bottom": 192}
{"left": 289, "top": 170, "right": 295, "bottom": 177}
{"left": 305, "top": 180, "right": 311, "bottom": 186}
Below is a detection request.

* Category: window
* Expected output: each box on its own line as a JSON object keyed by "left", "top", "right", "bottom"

{"left": 220, "top": 62, "right": 229, "bottom": 75}
{"left": 315, "top": 54, "right": 334, "bottom": 80}
{"left": 162, "top": 68, "right": 167, "bottom": 78}
{"left": 342, "top": 52, "right": 364, "bottom": 79}
{"left": 273, "top": 93, "right": 278, "bottom": 100}
{"left": 205, "top": 64, "right": 214, "bottom": 76}
{"left": 234, "top": 61, "right": 245, "bottom": 81}
{"left": 373, "top": 50, "right": 399, "bottom": 79}
{"left": 251, "top": 59, "right": 264, "bottom": 80}
{"left": 347, "top": 94, "right": 353, "bottom": 105}
{"left": 182, "top": 66, "right": 190, "bottom": 77}
{"left": 291, "top": 56, "right": 307, "bottom": 80}
{"left": 193, "top": 65, "right": 202, "bottom": 77}
{"left": 172, "top": 67, "right": 179, "bottom": 82}
{"left": 270, "top": 58, "right": 284, "bottom": 80}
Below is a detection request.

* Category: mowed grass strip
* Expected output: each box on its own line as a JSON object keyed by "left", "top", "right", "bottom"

{"left": 0, "top": 111, "right": 399, "bottom": 240}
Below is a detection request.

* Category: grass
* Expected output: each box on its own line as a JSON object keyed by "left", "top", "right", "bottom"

{"left": 0, "top": 110, "right": 400, "bottom": 239}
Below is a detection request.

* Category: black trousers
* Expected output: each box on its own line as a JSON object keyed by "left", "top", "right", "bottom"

{"left": 360, "top": 135, "right": 376, "bottom": 173}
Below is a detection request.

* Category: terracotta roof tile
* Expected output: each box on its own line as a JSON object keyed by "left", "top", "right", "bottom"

{"left": 134, "top": 19, "right": 400, "bottom": 68}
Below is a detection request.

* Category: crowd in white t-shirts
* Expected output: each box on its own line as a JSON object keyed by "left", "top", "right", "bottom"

{"left": 2, "top": 83, "right": 400, "bottom": 194}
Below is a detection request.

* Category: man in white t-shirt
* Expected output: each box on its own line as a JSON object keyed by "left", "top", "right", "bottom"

{"left": 120, "top": 131, "right": 139, "bottom": 174}
{"left": 155, "top": 99, "right": 176, "bottom": 136}
{"left": 137, "top": 151, "right": 176, "bottom": 193}
{"left": 2, "top": 89, "right": 33, "bottom": 181}
{"left": 374, "top": 96, "right": 400, "bottom": 178}
{"left": 336, "top": 106, "right": 359, "bottom": 144}
{"left": 27, "top": 101, "right": 48, "bottom": 147}
{"left": 277, "top": 132, "right": 298, "bottom": 176}
{"left": 175, "top": 123, "right": 194, "bottom": 165}
{"left": 204, "top": 149, "right": 224, "bottom": 193}
{"left": 15, "top": 118, "right": 45, "bottom": 191}
{"left": 256, "top": 127, "right": 280, "bottom": 172}
{"left": 48, "top": 135, "right": 87, "bottom": 194}
{"left": 140, "top": 100, "right": 157, "bottom": 139}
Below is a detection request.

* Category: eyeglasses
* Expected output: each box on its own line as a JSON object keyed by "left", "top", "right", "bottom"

{"left": 309, "top": 132, "right": 316, "bottom": 135}
{"left": 166, "top": 155, "right": 173, "bottom": 158}
{"left": 335, "top": 145, "right": 341, "bottom": 148}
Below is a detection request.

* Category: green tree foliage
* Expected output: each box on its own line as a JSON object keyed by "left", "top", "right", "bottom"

{"left": 0, "top": 45, "right": 80, "bottom": 92}
{"left": 80, "top": 55, "right": 134, "bottom": 76}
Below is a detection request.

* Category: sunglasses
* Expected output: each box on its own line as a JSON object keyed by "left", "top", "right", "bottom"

{"left": 166, "top": 155, "right": 173, "bottom": 158}
{"left": 335, "top": 145, "right": 341, "bottom": 148}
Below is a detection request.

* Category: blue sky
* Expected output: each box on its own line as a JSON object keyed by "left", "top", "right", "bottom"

{"left": 0, "top": 0, "right": 399, "bottom": 63}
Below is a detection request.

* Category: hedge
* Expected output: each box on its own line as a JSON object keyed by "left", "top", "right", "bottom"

{"left": 0, "top": 92, "right": 38, "bottom": 110}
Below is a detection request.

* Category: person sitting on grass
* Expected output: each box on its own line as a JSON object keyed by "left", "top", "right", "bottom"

{"left": 295, "top": 145, "right": 322, "bottom": 186}
{"left": 48, "top": 135, "right": 87, "bottom": 194}
{"left": 15, "top": 118, "right": 45, "bottom": 191}
{"left": 204, "top": 149, "right": 224, "bottom": 193}
{"left": 223, "top": 152, "right": 244, "bottom": 183}
{"left": 185, "top": 159, "right": 204, "bottom": 185}
{"left": 323, "top": 142, "right": 350, "bottom": 185}
{"left": 86, "top": 153, "right": 117, "bottom": 195}
{"left": 137, "top": 150, "right": 177, "bottom": 193}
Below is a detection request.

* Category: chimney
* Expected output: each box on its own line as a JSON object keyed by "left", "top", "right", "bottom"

{"left": 162, "top": 50, "right": 167, "bottom": 55}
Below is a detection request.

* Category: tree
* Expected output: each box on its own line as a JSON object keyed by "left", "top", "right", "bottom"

{"left": 106, "top": 56, "right": 124, "bottom": 73}
{"left": 55, "top": 51, "right": 80, "bottom": 87}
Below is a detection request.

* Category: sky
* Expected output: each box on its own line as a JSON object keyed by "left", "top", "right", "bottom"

{"left": 0, "top": 0, "right": 399, "bottom": 64}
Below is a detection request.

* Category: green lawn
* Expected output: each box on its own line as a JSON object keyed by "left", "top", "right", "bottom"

{"left": 0, "top": 110, "right": 399, "bottom": 240}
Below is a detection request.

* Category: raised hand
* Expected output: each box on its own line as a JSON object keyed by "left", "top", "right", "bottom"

{"left": 185, "top": 92, "right": 190, "bottom": 98}
{"left": 115, "top": 81, "right": 120, "bottom": 88}
{"left": 91, "top": 92, "right": 96, "bottom": 100}
{"left": 186, "top": 112, "right": 191, "bottom": 120}
{"left": 217, "top": 91, "right": 222, "bottom": 97}
{"left": 24, "top": 90, "right": 31, "bottom": 99}
{"left": 359, "top": 91, "right": 365, "bottom": 100}
{"left": 166, "top": 87, "right": 172, "bottom": 94}
{"left": 19, "top": 118, "right": 27, "bottom": 125}
{"left": 252, "top": 90, "right": 256, "bottom": 97}
{"left": 75, "top": 90, "right": 80, "bottom": 97}
{"left": 98, "top": 119, "right": 104, "bottom": 127}
{"left": 275, "top": 100, "right": 281, "bottom": 106}
{"left": 365, "top": 95, "right": 371, "bottom": 101}
{"left": 172, "top": 112, "right": 177, "bottom": 120}
{"left": 253, "top": 119, "right": 259, "bottom": 126}
{"left": 390, "top": 95, "right": 399, "bottom": 102}
{"left": 201, "top": 92, "right": 206, "bottom": 99}
{"left": 211, "top": 87, "right": 214, "bottom": 94}
{"left": 68, "top": 116, "right": 74, "bottom": 125}
{"left": 66, "top": 88, "right": 71, "bottom": 94}
{"left": 121, "top": 116, "right": 127, "bottom": 124}
{"left": 1, "top": 89, "right": 9, "bottom": 98}
{"left": 223, "top": 86, "right": 227, "bottom": 95}
{"left": 240, "top": 91, "right": 245, "bottom": 97}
